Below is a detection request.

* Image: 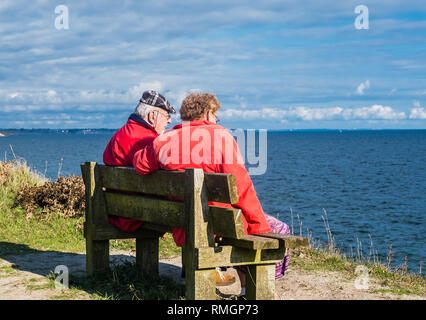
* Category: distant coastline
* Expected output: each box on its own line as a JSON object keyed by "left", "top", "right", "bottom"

{"left": 0, "top": 129, "right": 117, "bottom": 136}
{"left": 0, "top": 128, "right": 425, "bottom": 136}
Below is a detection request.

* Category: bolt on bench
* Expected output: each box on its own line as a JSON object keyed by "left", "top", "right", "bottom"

{"left": 81, "top": 162, "right": 308, "bottom": 300}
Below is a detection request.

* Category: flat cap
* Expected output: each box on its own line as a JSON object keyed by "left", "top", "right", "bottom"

{"left": 140, "top": 90, "right": 176, "bottom": 114}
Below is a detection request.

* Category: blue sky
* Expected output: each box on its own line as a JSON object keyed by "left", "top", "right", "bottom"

{"left": 0, "top": 0, "right": 425, "bottom": 129}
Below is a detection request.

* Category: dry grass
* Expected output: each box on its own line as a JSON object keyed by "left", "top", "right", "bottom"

{"left": 0, "top": 159, "right": 45, "bottom": 191}
{"left": 15, "top": 175, "right": 85, "bottom": 219}
{"left": 0, "top": 159, "right": 46, "bottom": 213}
{"left": 0, "top": 159, "right": 85, "bottom": 220}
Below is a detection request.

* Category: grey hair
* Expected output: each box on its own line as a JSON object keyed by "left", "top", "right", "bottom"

{"left": 134, "top": 102, "right": 155, "bottom": 119}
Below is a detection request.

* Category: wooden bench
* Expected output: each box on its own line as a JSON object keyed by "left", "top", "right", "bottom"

{"left": 80, "top": 162, "right": 308, "bottom": 300}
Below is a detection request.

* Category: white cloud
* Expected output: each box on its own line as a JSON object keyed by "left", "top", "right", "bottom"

{"left": 341, "top": 105, "right": 406, "bottom": 120}
{"left": 409, "top": 107, "right": 426, "bottom": 119}
{"left": 126, "top": 81, "right": 165, "bottom": 101}
{"left": 222, "top": 108, "right": 263, "bottom": 119}
{"left": 287, "top": 106, "right": 343, "bottom": 120}
{"left": 356, "top": 80, "right": 370, "bottom": 95}
{"left": 222, "top": 104, "right": 407, "bottom": 121}
{"left": 8, "top": 92, "right": 21, "bottom": 99}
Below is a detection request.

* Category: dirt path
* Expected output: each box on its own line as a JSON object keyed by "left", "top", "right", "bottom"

{"left": 0, "top": 250, "right": 423, "bottom": 300}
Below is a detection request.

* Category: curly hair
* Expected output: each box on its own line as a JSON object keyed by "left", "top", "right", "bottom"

{"left": 180, "top": 93, "right": 221, "bottom": 121}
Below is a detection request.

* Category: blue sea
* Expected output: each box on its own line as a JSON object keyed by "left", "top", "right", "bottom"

{"left": 1, "top": 129, "right": 425, "bottom": 273}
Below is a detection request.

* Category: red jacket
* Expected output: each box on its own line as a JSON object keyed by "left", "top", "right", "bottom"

{"left": 133, "top": 120, "right": 271, "bottom": 246}
{"left": 103, "top": 114, "right": 158, "bottom": 232}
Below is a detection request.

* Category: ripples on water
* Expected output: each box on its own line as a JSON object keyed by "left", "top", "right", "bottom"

{"left": 1, "top": 130, "right": 425, "bottom": 272}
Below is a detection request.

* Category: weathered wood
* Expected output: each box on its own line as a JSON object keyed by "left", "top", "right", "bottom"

{"left": 85, "top": 238, "right": 110, "bottom": 275}
{"left": 196, "top": 245, "right": 285, "bottom": 269}
{"left": 184, "top": 168, "right": 216, "bottom": 300}
{"left": 245, "top": 264, "right": 275, "bottom": 300}
{"left": 140, "top": 223, "right": 172, "bottom": 234}
{"left": 104, "top": 192, "right": 245, "bottom": 239}
{"left": 210, "top": 206, "right": 245, "bottom": 239}
{"left": 204, "top": 172, "right": 238, "bottom": 204}
{"left": 136, "top": 237, "right": 159, "bottom": 276}
{"left": 219, "top": 235, "right": 279, "bottom": 250}
{"left": 81, "top": 162, "right": 95, "bottom": 227}
{"left": 98, "top": 165, "right": 239, "bottom": 204}
{"left": 183, "top": 168, "right": 215, "bottom": 252}
{"left": 256, "top": 233, "right": 309, "bottom": 249}
{"left": 185, "top": 268, "right": 216, "bottom": 300}
{"left": 92, "top": 165, "right": 110, "bottom": 226}
{"left": 86, "top": 222, "right": 165, "bottom": 240}
{"left": 81, "top": 162, "right": 110, "bottom": 275}
{"left": 104, "top": 192, "right": 185, "bottom": 228}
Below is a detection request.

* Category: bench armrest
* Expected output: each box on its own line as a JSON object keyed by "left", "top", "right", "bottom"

{"left": 256, "top": 233, "right": 309, "bottom": 249}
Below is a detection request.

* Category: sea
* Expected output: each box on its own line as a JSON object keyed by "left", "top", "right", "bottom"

{"left": 1, "top": 129, "right": 425, "bottom": 273}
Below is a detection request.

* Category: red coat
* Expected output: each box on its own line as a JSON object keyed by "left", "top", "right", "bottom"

{"left": 133, "top": 120, "right": 271, "bottom": 246}
{"left": 103, "top": 115, "right": 158, "bottom": 232}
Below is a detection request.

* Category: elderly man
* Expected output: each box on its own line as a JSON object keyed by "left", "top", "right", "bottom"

{"left": 103, "top": 90, "right": 175, "bottom": 232}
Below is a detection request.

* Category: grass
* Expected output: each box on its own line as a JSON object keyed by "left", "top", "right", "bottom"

{"left": 38, "top": 260, "right": 185, "bottom": 300}
{"left": 65, "top": 262, "right": 185, "bottom": 300}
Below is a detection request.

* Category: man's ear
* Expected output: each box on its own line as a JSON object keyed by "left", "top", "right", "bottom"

{"left": 146, "top": 110, "right": 156, "bottom": 125}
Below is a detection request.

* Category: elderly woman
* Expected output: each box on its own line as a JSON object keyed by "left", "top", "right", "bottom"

{"left": 133, "top": 93, "right": 290, "bottom": 299}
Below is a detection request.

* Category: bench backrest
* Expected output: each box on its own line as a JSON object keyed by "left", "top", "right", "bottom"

{"left": 81, "top": 162, "right": 246, "bottom": 241}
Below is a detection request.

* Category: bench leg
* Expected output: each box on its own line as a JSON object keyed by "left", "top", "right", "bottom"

{"left": 184, "top": 247, "right": 215, "bottom": 300}
{"left": 136, "top": 237, "right": 159, "bottom": 276}
{"left": 185, "top": 268, "right": 216, "bottom": 300}
{"left": 86, "top": 237, "right": 109, "bottom": 275}
{"left": 245, "top": 264, "right": 275, "bottom": 300}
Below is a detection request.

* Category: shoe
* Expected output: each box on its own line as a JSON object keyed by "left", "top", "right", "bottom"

{"left": 216, "top": 269, "right": 236, "bottom": 286}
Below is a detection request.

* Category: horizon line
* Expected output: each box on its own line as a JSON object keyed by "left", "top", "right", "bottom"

{"left": 1, "top": 128, "right": 426, "bottom": 132}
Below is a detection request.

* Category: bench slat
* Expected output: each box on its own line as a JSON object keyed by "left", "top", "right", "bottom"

{"left": 196, "top": 245, "right": 285, "bottom": 269}
{"left": 105, "top": 192, "right": 185, "bottom": 228}
{"left": 256, "top": 233, "right": 309, "bottom": 249}
{"left": 104, "top": 192, "right": 245, "bottom": 239}
{"left": 98, "top": 165, "right": 239, "bottom": 204}
{"left": 219, "top": 235, "right": 279, "bottom": 250}
{"left": 86, "top": 222, "right": 166, "bottom": 240}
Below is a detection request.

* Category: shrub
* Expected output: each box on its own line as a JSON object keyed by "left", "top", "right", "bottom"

{"left": 15, "top": 175, "right": 85, "bottom": 218}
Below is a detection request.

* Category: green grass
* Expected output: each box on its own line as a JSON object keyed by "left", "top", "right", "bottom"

{"left": 65, "top": 262, "right": 186, "bottom": 300}
{"left": 0, "top": 265, "right": 17, "bottom": 275}
{"left": 0, "top": 208, "right": 86, "bottom": 254}
{"left": 41, "top": 261, "right": 185, "bottom": 300}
